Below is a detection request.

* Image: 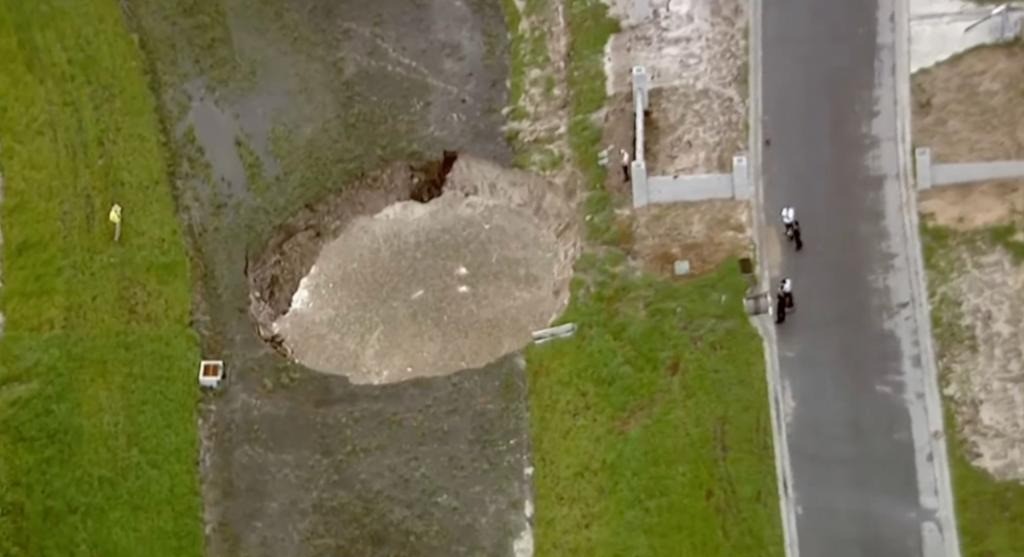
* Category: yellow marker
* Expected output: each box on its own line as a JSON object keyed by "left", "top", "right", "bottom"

{"left": 109, "top": 203, "right": 122, "bottom": 242}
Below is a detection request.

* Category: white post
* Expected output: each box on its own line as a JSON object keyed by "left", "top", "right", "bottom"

{"left": 732, "top": 154, "right": 751, "bottom": 199}
{"left": 915, "top": 147, "right": 933, "bottom": 191}
{"left": 631, "top": 160, "right": 649, "bottom": 208}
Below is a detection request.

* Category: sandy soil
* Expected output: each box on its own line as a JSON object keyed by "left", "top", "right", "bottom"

{"left": 595, "top": 0, "right": 751, "bottom": 274}
{"left": 631, "top": 200, "right": 752, "bottom": 276}
{"left": 913, "top": 43, "right": 1024, "bottom": 481}
{"left": 913, "top": 41, "right": 1024, "bottom": 163}
{"left": 935, "top": 245, "right": 1024, "bottom": 481}
{"left": 919, "top": 180, "right": 1024, "bottom": 230}
{"left": 604, "top": 0, "right": 748, "bottom": 175}
{"left": 272, "top": 157, "right": 577, "bottom": 384}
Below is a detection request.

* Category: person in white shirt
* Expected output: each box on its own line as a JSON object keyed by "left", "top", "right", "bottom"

{"left": 620, "top": 148, "right": 631, "bottom": 182}
{"left": 780, "top": 206, "right": 803, "bottom": 251}
{"left": 780, "top": 277, "right": 794, "bottom": 308}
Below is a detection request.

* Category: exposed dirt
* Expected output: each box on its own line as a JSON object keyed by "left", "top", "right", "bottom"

{"left": 596, "top": 0, "right": 751, "bottom": 274}
{"left": 913, "top": 43, "right": 1024, "bottom": 482}
{"left": 259, "top": 156, "right": 578, "bottom": 384}
{"left": 630, "top": 200, "right": 751, "bottom": 276}
{"left": 126, "top": 0, "right": 538, "bottom": 554}
{"left": 933, "top": 244, "right": 1024, "bottom": 481}
{"left": 604, "top": 0, "right": 748, "bottom": 175}
{"left": 503, "top": 0, "right": 578, "bottom": 195}
{"left": 913, "top": 41, "right": 1024, "bottom": 163}
{"left": 919, "top": 180, "right": 1024, "bottom": 230}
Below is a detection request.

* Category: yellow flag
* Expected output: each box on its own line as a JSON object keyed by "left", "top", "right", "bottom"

{"left": 108, "top": 204, "right": 122, "bottom": 225}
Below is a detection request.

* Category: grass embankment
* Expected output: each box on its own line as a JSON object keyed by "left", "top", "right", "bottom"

{"left": 0, "top": 2, "right": 203, "bottom": 556}
{"left": 506, "top": 0, "right": 784, "bottom": 554}
{"left": 921, "top": 223, "right": 1024, "bottom": 557}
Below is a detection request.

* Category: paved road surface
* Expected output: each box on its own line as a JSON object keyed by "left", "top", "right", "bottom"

{"left": 760, "top": 0, "right": 958, "bottom": 555}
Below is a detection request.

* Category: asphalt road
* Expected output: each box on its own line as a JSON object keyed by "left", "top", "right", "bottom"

{"left": 761, "top": 1, "right": 956, "bottom": 555}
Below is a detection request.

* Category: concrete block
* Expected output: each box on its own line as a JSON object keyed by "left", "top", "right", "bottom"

{"left": 631, "top": 160, "right": 649, "bottom": 208}
{"left": 631, "top": 66, "right": 649, "bottom": 111}
{"left": 732, "top": 154, "right": 751, "bottom": 199}
{"left": 199, "top": 360, "right": 225, "bottom": 388}
{"left": 915, "top": 147, "right": 932, "bottom": 190}
{"left": 673, "top": 260, "right": 691, "bottom": 276}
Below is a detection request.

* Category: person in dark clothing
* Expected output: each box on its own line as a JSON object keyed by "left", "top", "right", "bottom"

{"left": 775, "top": 291, "right": 787, "bottom": 324}
{"left": 791, "top": 220, "right": 803, "bottom": 251}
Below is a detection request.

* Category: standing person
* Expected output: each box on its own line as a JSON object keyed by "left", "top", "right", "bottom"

{"left": 775, "top": 290, "right": 787, "bottom": 324}
{"left": 780, "top": 277, "right": 794, "bottom": 309}
{"left": 620, "top": 147, "right": 631, "bottom": 182}
{"left": 781, "top": 206, "right": 796, "bottom": 239}
{"left": 781, "top": 206, "right": 804, "bottom": 251}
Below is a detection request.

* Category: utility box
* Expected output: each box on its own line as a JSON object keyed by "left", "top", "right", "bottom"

{"left": 198, "top": 360, "right": 225, "bottom": 389}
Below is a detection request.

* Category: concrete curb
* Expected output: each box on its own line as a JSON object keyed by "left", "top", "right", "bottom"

{"left": 746, "top": 0, "right": 800, "bottom": 555}
{"left": 893, "top": 1, "right": 963, "bottom": 555}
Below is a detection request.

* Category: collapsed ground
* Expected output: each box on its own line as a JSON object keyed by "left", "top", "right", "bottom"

{"left": 252, "top": 155, "right": 578, "bottom": 385}
{"left": 126, "top": 0, "right": 543, "bottom": 554}
{"left": 912, "top": 41, "right": 1024, "bottom": 556}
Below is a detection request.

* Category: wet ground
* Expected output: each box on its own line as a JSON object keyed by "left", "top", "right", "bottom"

{"left": 124, "top": 0, "right": 533, "bottom": 554}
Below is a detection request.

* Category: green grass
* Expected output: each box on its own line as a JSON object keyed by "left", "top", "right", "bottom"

{"left": 123, "top": 0, "right": 241, "bottom": 92}
{"left": 0, "top": 2, "right": 203, "bottom": 555}
{"left": 524, "top": 1, "right": 784, "bottom": 555}
{"left": 921, "top": 223, "right": 1024, "bottom": 557}
{"left": 236, "top": 134, "right": 269, "bottom": 196}
{"left": 527, "top": 255, "right": 783, "bottom": 556}
{"left": 565, "top": 0, "right": 619, "bottom": 191}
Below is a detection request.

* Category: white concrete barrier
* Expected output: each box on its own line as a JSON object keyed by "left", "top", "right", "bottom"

{"left": 915, "top": 146, "right": 1024, "bottom": 189}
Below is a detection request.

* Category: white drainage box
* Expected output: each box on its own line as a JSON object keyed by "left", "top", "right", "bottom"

{"left": 198, "top": 360, "right": 225, "bottom": 388}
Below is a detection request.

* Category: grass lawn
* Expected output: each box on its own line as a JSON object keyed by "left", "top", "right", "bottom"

{"left": 522, "top": 1, "right": 784, "bottom": 555}
{"left": 0, "top": 2, "right": 203, "bottom": 556}
{"left": 527, "top": 254, "right": 783, "bottom": 556}
{"left": 921, "top": 223, "right": 1024, "bottom": 557}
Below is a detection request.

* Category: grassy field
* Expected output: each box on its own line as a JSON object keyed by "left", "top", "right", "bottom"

{"left": 0, "top": 2, "right": 203, "bottom": 556}
{"left": 523, "top": 1, "right": 784, "bottom": 555}
{"left": 921, "top": 223, "right": 1024, "bottom": 557}
{"left": 528, "top": 254, "right": 783, "bottom": 556}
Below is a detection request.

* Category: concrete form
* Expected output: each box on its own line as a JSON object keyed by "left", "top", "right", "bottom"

{"left": 915, "top": 147, "right": 1024, "bottom": 189}
{"left": 630, "top": 65, "right": 749, "bottom": 207}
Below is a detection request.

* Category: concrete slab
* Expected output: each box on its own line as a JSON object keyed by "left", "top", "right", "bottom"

{"left": 911, "top": 0, "right": 1024, "bottom": 72}
{"left": 646, "top": 173, "right": 733, "bottom": 204}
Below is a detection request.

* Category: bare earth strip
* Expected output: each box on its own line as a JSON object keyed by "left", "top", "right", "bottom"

{"left": 914, "top": 43, "right": 1024, "bottom": 481}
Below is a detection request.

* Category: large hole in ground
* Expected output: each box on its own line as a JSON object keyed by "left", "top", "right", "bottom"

{"left": 248, "top": 154, "right": 579, "bottom": 384}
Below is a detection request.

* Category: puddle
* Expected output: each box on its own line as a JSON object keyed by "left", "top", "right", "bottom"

{"left": 183, "top": 80, "right": 249, "bottom": 199}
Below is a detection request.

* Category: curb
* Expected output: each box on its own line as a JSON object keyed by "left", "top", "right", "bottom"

{"left": 746, "top": 0, "right": 801, "bottom": 555}
{"left": 893, "top": 0, "right": 963, "bottom": 555}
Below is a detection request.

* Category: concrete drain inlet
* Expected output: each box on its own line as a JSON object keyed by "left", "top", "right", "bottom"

{"left": 248, "top": 154, "right": 579, "bottom": 384}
